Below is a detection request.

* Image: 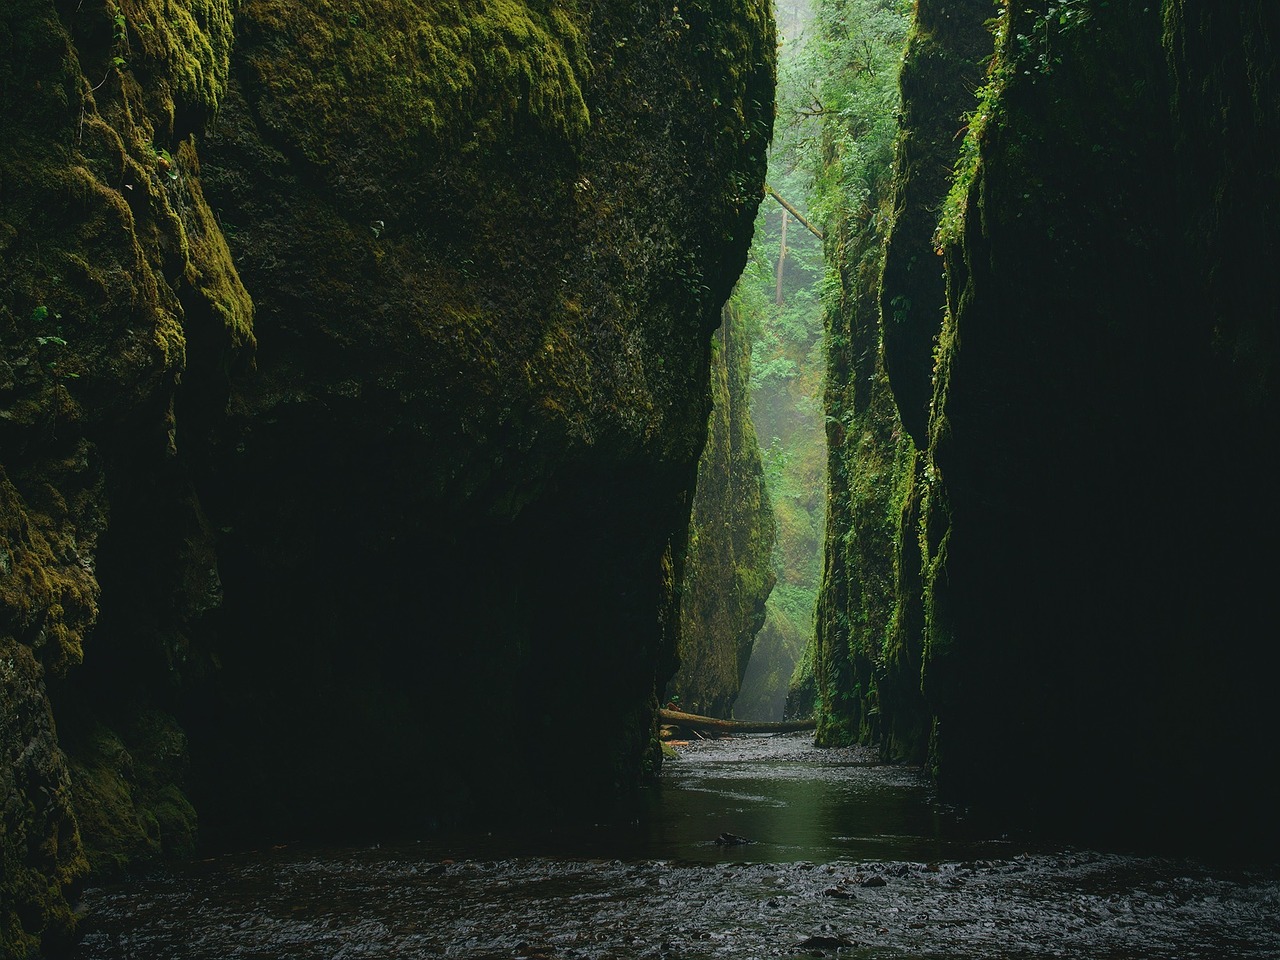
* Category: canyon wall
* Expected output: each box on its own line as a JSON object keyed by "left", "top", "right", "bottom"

{"left": 815, "top": 0, "right": 1280, "bottom": 852}
{"left": 671, "top": 301, "right": 775, "bottom": 718}
{"left": 0, "top": 0, "right": 775, "bottom": 952}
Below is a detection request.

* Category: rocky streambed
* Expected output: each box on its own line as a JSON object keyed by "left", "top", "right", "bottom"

{"left": 73, "top": 734, "right": 1280, "bottom": 959}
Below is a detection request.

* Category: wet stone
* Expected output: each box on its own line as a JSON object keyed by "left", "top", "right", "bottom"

{"left": 71, "top": 734, "right": 1280, "bottom": 960}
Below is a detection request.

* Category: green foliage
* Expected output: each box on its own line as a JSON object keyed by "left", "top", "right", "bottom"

{"left": 935, "top": 7, "right": 1006, "bottom": 248}
{"left": 789, "top": 0, "right": 912, "bottom": 747}
{"left": 729, "top": 0, "right": 828, "bottom": 719}
{"left": 792, "top": 0, "right": 909, "bottom": 232}
{"left": 935, "top": 2, "right": 1094, "bottom": 248}
{"left": 752, "top": 354, "right": 799, "bottom": 390}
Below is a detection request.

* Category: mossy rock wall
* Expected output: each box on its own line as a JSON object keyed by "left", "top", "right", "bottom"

{"left": 1, "top": 0, "right": 252, "bottom": 953}
{"left": 809, "top": 185, "right": 921, "bottom": 758}
{"left": 919, "top": 0, "right": 1280, "bottom": 850}
{"left": 190, "top": 0, "right": 773, "bottom": 842}
{"left": 670, "top": 301, "right": 776, "bottom": 719}
{"left": 816, "top": 0, "right": 1280, "bottom": 851}
{"left": 803, "top": 0, "right": 926, "bottom": 761}
{"left": 811, "top": 0, "right": 992, "bottom": 762}
{"left": 2, "top": 0, "right": 774, "bottom": 951}
{"left": 815, "top": 0, "right": 1280, "bottom": 852}
{"left": 878, "top": 0, "right": 994, "bottom": 446}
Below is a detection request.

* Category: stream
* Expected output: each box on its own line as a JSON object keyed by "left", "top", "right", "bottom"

{"left": 74, "top": 733, "right": 1280, "bottom": 959}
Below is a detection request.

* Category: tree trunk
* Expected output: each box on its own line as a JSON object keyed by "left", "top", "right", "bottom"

{"left": 658, "top": 708, "right": 816, "bottom": 734}
{"left": 765, "top": 185, "right": 824, "bottom": 240}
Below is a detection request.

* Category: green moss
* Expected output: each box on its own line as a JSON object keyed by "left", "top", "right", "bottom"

{"left": 2, "top": 1, "right": 252, "bottom": 952}
{"left": 0, "top": 470, "right": 100, "bottom": 680}
{"left": 178, "top": 0, "right": 774, "bottom": 829}
{"left": 66, "top": 715, "right": 198, "bottom": 874}
{"left": 671, "top": 300, "right": 776, "bottom": 718}
{"left": 809, "top": 169, "right": 920, "bottom": 754}
{"left": 811, "top": 364, "right": 917, "bottom": 751}
{"left": 1, "top": 0, "right": 254, "bottom": 395}
{"left": 117, "top": 0, "right": 235, "bottom": 115}
{"left": 238, "top": 0, "right": 590, "bottom": 164}
{"left": 1, "top": 640, "right": 87, "bottom": 959}
{"left": 7, "top": 0, "right": 774, "bottom": 916}
{"left": 174, "top": 138, "right": 255, "bottom": 350}
{"left": 932, "top": 9, "right": 1005, "bottom": 250}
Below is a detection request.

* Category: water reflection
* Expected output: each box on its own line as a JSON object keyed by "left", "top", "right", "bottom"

{"left": 632, "top": 736, "right": 1006, "bottom": 864}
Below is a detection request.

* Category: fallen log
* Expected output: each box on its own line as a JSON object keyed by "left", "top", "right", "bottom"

{"left": 764, "top": 184, "right": 825, "bottom": 241}
{"left": 658, "top": 708, "right": 816, "bottom": 734}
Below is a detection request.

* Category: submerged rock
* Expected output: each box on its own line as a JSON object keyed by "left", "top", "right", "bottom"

{"left": 797, "top": 933, "right": 854, "bottom": 949}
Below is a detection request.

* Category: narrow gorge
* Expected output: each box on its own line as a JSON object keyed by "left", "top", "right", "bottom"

{"left": 3, "top": 1, "right": 1278, "bottom": 958}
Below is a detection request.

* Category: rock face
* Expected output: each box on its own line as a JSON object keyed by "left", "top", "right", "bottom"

{"left": 802, "top": 0, "right": 919, "bottom": 756}
{"left": 670, "top": 302, "right": 775, "bottom": 718}
{"left": 878, "top": 0, "right": 994, "bottom": 448}
{"left": 0, "top": 0, "right": 774, "bottom": 952}
{"left": 2, "top": 0, "right": 250, "bottom": 952}
{"left": 816, "top": 0, "right": 1280, "bottom": 852}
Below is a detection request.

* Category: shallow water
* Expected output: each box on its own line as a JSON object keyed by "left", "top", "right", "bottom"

{"left": 74, "top": 734, "right": 1280, "bottom": 959}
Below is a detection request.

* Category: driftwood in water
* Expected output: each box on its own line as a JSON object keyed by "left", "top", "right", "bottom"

{"left": 658, "top": 708, "right": 816, "bottom": 734}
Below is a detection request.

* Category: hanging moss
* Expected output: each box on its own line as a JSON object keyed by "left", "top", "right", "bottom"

{"left": 2, "top": 0, "right": 253, "bottom": 952}
{"left": 116, "top": 0, "right": 235, "bottom": 116}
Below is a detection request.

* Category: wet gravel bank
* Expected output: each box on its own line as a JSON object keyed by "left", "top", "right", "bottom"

{"left": 74, "top": 735, "right": 1280, "bottom": 959}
